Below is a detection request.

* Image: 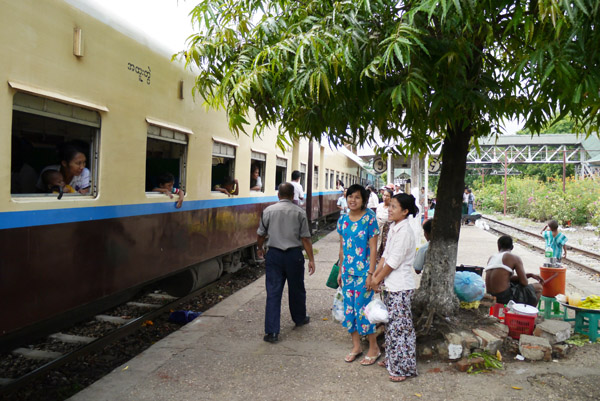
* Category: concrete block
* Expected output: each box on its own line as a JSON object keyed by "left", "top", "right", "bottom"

{"left": 49, "top": 333, "right": 96, "bottom": 344}
{"left": 552, "top": 343, "right": 570, "bottom": 358}
{"left": 95, "top": 315, "right": 132, "bottom": 324}
{"left": 13, "top": 348, "right": 62, "bottom": 360}
{"left": 519, "top": 334, "right": 552, "bottom": 361}
{"left": 459, "top": 331, "right": 480, "bottom": 351}
{"left": 533, "top": 320, "right": 572, "bottom": 345}
{"left": 455, "top": 357, "right": 484, "bottom": 372}
{"left": 419, "top": 345, "right": 433, "bottom": 358}
{"left": 435, "top": 340, "right": 449, "bottom": 360}
{"left": 480, "top": 322, "right": 510, "bottom": 339}
{"left": 444, "top": 332, "right": 463, "bottom": 360}
{"left": 472, "top": 328, "right": 503, "bottom": 354}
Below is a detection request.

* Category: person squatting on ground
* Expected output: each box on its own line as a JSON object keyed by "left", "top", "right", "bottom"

{"left": 336, "top": 184, "right": 381, "bottom": 365}
{"left": 370, "top": 193, "right": 419, "bottom": 382}
{"left": 152, "top": 172, "right": 185, "bottom": 209}
{"left": 484, "top": 235, "right": 544, "bottom": 307}
{"left": 256, "top": 183, "right": 315, "bottom": 343}
{"left": 540, "top": 220, "right": 568, "bottom": 261}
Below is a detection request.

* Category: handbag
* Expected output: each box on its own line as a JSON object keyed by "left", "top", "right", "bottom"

{"left": 326, "top": 260, "right": 340, "bottom": 289}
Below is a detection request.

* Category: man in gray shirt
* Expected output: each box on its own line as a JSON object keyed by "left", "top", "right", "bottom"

{"left": 257, "top": 183, "right": 315, "bottom": 343}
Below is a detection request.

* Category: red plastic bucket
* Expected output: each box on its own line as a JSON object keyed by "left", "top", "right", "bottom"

{"left": 539, "top": 266, "right": 566, "bottom": 298}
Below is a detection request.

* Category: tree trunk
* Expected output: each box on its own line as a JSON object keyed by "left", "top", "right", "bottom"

{"left": 412, "top": 124, "right": 473, "bottom": 333}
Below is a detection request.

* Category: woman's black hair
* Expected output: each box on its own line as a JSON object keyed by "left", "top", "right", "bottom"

{"left": 384, "top": 188, "right": 394, "bottom": 197}
{"left": 250, "top": 164, "right": 259, "bottom": 187}
{"left": 392, "top": 193, "right": 418, "bottom": 217}
{"left": 57, "top": 142, "right": 85, "bottom": 164}
{"left": 346, "top": 184, "right": 368, "bottom": 210}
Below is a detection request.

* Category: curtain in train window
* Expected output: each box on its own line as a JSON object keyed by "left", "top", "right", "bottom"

{"left": 11, "top": 92, "right": 99, "bottom": 197}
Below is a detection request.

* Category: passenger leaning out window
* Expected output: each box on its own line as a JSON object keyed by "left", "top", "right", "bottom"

{"left": 37, "top": 142, "right": 91, "bottom": 194}
{"left": 152, "top": 172, "right": 185, "bottom": 209}
{"left": 250, "top": 164, "right": 262, "bottom": 191}
{"left": 214, "top": 176, "right": 239, "bottom": 197}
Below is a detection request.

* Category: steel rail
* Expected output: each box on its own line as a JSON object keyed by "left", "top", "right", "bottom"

{"left": 0, "top": 273, "right": 234, "bottom": 396}
{"left": 482, "top": 216, "right": 600, "bottom": 260}
{"left": 481, "top": 216, "right": 600, "bottom": 276}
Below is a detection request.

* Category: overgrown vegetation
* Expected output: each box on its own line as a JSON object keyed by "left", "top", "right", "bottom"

{"left": 475, "top": 177, "right": 600, "bottom": 228}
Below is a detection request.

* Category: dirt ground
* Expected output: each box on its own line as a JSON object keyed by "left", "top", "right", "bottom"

{"left": 404, "top": 342, "right": 600, "bottom": 401}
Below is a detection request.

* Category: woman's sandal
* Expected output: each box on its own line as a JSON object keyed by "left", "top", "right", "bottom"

{"left": 360, "top": 352, "right": 382, "bottom": 366}
{"left": 389, "top": 375, "right": 407, "bottom": 382}
{"left": 344, "top": 351, "right": 363, "bottom": 363}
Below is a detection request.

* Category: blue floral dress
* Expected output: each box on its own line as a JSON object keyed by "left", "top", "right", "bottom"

{"left": 337, "top": 209, "right": 379, "bottom": 335}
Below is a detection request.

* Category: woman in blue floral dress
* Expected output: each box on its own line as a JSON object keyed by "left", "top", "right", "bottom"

{"left": 336, "top": 184, "right": 380, "bottom": 365}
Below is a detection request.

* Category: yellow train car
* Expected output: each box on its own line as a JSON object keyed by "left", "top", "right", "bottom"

{"left": 0, "top": 0, "right": 377, "bottom": 345}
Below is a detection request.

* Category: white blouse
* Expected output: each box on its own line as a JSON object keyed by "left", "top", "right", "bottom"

{"left": 382, "top": 219, "right": 416, "bottom": 292}
{"left": 375, "top": 203, "right": 389, "bottom": 226}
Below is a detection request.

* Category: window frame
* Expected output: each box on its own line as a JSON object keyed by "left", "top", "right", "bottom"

{"left": 10, "top": 91, "right": 101, "bottom": 199}
{"left": 211, "top": 139, "right": 237, "bottom": 194}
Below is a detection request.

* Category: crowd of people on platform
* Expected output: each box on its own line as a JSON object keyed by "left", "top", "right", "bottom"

{"left": 254, "top": 177, "right": 569, "bottom": 383}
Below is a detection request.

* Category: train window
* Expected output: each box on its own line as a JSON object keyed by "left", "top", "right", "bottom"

{"left": 11, "top": 92, "right": 99, "bottom": 197}
{"left": 145, "top": 124, "right": 188, "bottom": 193}
{"left": 330, "top": 170, "right": 334, "bottom": 189}
{"left": 212, "top": 141, "right": 236, "bottom": 193}
{"left": 250, "top": 150, "right": 266, "bottom": 192}
{"left": 275, "top": 156, "right": 287, "bottom": 190}
{"left": 300, "top": 163, "right": 306, "bottom": 188}
{"left": 313, "top": 165, "right": 319, "bottom": 189}
{"left": 324, "top": 169, "right": 329, "bottom": 189}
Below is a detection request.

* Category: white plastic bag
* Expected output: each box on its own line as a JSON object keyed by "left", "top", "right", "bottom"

{"left": 365, "top": 297, "right": 389, "bottom": 324}
{"left": 332, "top": 287, "right": 345, "bottom": 323}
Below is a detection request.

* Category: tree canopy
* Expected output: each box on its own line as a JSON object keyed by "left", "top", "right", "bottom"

{"left": 180, "top": 0, "right": 600, "bottom": 153}
{"left": 180, "top": 0, "right": 600, "bottom": 326}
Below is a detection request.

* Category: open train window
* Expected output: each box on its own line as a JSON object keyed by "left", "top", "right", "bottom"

{"left": 300, "top": 163, "right": 306, "bottom": 188}
{"left": 313, "top": 165, "right": 319, "bottom": 189}
{"left": 330, "top": 170, "right": 334, "bottom": 189}
{"left": 11, "top": 92, "right": 99, "bottom": 198}
{"left": 324, "top": 169, "right": 329, "bottom": 189}
{"left": 250, "top": 150, "right": 266, "bottom": 192}
{"left": 275, "top": 157, "right": 287, "bottom": 190}
{"left": 212, "top": 141, "right": 236, "bottom": 193}
{"left": 145, "top": 124, "right": 188, "bottom": 194}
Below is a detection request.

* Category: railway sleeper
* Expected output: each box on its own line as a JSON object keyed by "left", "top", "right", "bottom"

{"left": 12, "top": 348, "right": 62, "bottom": 361}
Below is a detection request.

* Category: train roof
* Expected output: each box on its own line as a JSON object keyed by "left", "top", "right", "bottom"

{"left": 64, "top": 0, "right": 187, "bottom": 59}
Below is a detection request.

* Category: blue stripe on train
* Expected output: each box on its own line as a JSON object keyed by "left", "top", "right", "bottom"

{"left": 0, "top": 191, "right": 342, "bottom": 230}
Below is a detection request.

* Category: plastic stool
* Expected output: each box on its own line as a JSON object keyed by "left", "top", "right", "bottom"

{"left": 574, "top": 311, "right": 600, "bottom": 342}
{"left": 537, "top": 295, "right": 565, "bottom": 320}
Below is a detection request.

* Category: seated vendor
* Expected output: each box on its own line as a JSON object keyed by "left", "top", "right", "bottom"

{"left": 484, "top": 235, "right": 544, "bottom": 307}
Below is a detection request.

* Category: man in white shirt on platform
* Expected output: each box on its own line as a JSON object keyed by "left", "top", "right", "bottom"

{"left": 290, "top": 170, "right": 304, "bottom": 205}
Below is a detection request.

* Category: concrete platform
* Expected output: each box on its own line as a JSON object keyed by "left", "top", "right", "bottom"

{"left": 70, "top": 224, "right": 600, "bottom": 401}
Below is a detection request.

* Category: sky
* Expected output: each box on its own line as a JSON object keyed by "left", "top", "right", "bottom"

{"left": 87, "top": 0, "right": 523, "bottom": 135}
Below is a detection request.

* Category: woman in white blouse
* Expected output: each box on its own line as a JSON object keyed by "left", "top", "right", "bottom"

{"left": 375, "top": 188, "right": 393, "bottom": 259}
{"left": 370, "top": 193, "right": 418, "bottom": 382}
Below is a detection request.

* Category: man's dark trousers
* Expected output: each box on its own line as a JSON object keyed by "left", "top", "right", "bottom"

{"left": 264, "top": 247, "right": 306, "bottom": 334}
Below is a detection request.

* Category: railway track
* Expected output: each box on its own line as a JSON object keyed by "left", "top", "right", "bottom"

{"left": 1, "top": 220, "right": 337, "bottom": 400}
{"left": 481, "top": 216, "right": 600, "bottom": 276}
{"left": 0, "top": 270, "right": 244, "bottom": 398}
